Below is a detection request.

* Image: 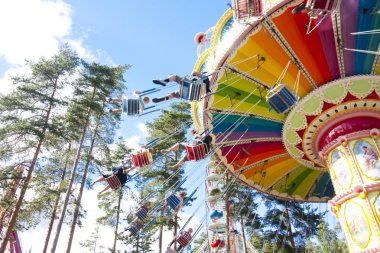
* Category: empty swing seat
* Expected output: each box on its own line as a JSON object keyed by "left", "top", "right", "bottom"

{"left": 177, "top": 231, "right": 192, "bottom": 247}
{"left": 233, "top": 0, "right": 262, "bottom": 21}
{"left": 166, "top": 195, "right": 181, "bottom": 210}
{"left": 186, "top": 144, "right": 208, "bottom": 161}
{"left": 180, "top": 78, "right": 206, "bottom": 102}
{"left": 266, "top": 83, "right": 297, "bottom": 114}
{"left": 122, "top": 97, "right": 143, "bottom": 116}
{"left": 132, "top": 150, "right": 153, "bottom": 168}
{"left": 106, "top": 175, "right": 121, "bottom": 190}
{"left": 135, "top": 207, "right": 149, "bottom": 221}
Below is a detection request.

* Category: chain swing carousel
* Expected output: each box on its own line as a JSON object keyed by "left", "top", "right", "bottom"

{"left": 190, "top": 0, "right": 380, "bottom": 252}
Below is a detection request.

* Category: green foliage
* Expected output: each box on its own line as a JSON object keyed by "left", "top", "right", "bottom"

{"left": 0, "top": 46, "right": 79, "bottom": 163}
{"left": 190, "top": 232, "right": 207, "bottom": 253}
{"left": 80, "top": 226, "right": 105, "bottom": 253}
{"left": 305, "top": 221, "right": 347, "bottom": 253}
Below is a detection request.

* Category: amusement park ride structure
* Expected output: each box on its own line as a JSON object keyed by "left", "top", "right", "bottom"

{"left": 1, "top": 0, "right": 379, "bottom": 252}
{"left": 190, "top": 0, "right": 380, "bottom": 252}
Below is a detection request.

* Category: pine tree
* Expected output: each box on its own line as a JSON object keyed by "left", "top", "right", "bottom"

{"left": 258, "top": 197, "right": 325, "bottom": 252}
{"left": 0, "top": 46, "right": 79, "bottom": 252}
{"left": 305, "top": 221, "right": 347, "bottom": 253}
{"left": 49, "top": 61, "right": 127, "bottom": 253}
{"left": 80, "top": 226, "right": 104, "bottom": 253}
{"left": 191, "top": 232, "right": 207, "bottom": 253}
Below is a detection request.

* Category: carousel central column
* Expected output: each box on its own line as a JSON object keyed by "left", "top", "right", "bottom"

{"left": 283, "top": 76, "right": 380, "bottom": 253}
{"left": 324, "top": 129, "right": 380, "bottom": 253}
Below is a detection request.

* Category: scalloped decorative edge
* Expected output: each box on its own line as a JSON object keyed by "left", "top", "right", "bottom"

{"left": 283, "top": 75, "right": 380, "bottom": 170}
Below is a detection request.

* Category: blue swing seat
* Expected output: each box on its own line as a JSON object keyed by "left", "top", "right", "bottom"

{"left": 122, "top": 97, "right": 143, "bottom": 116}
{"left": 135, "top": 207, "right": 149, "bottom": 221}
{"left": 166, "top": 194, "right": 181, "bottom": 210}
{"left": 266, "top": 83, "right": 297, "bottom": 114}
{"left": 128, "top": 221, "right": 144, "bottom": 236}
{"left": 180, "top": 77, "right": 206, "bottom": 102}
{"left": 210, "top": 210, "right": 224, "bottom": 220}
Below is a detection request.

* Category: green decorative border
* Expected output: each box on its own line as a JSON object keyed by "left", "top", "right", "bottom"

{"left": 283, "top": 75, "right": 380, "bottom": 170}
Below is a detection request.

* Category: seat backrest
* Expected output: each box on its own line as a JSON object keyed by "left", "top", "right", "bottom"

{"left": 179, "top": 78, "right": 206, "bottom": 101}
{"left": 132, "top": 150, "right": 153, "bottom": 168}
{"left": 266, "top": 84, "right": 297, "bottom": 114}
{"left": 233, "top": 0, "right": 262, "bottom": 20}
{"left": 106, "top": 175, "right": 121, "bottom": 189}
{"left": 166, "top": 194, "right": 181, "bottom": 210}
{"left": 177, "top": 231, "right": 192, "bottom": 247}
{"left": 135, "top": 206, "right": 149, "bottom": 221}
{"left": 122, "top": 97, "right": 142, "bottom": 116}
{"left": 186, "top": 144, "right": 207, "bottom": 161}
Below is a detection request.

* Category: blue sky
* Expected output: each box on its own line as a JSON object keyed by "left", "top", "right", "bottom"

{"left": 0, "top": 0, "right": 227, "bottom": 252}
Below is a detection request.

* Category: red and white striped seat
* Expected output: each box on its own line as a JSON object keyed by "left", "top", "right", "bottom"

{"left": 233, "top": 0, "right": 262, "bottom": 21}
{"left": 177, "top": 231, "right": 192, "bottom": 247}
{"left": 186, "top": 144, "right": 208, "bottom": 161}
{"left": 211, "top": 239, "right": 225, "bottom": 248}
{"left": 106, "top": 175, "right": 121, "bottom": 189}
{"left": 132, "top": 149, "right": 153, "bottom": 168}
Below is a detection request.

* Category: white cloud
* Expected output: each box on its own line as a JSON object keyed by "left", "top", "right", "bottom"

{"left": 0, "top": 0, "right": 72, "bottom": 65}
{"left": 138, "top": 123, "right": 149, "bottom": 137}
{"left": 0, "top": 0, "right": 99, "bottom": 96}
{"left": 124, "top": 123, "right": 149, "bottom": 149}
{"left": 124, "top": 135, "right": 141, "bottom": 150}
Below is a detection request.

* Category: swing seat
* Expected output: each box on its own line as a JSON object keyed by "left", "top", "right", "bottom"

{"left": 266, "top": 83, "right": 297, "bottom": 114}
{"left": 128, "top": 221, "right": 144, "bottom": 236}
{"left": 186, "top": 144, "right": 208, "bottom": 161}
{"left": 210, "top": 210, "right": 224, "bottom": 220}
{"left": 233, "top": 0, "right": 262, "bottom": 21}
{"left": 135, "top": 206, "right": 149, "bottom": 221}
{"left": 211, "top": 239, "right": 225, "bottom": 248}
{"left": 179, "top": 77, "right": 206, "bottom": 102}
{"left": 122, "top": 97, "right": 143, "bottom": 116}
{"left": 177, "top": 231, "right": 192, "bottom": 247}
{"left": 166, "top": 194, "right": 181, "bottom": 210}
{"left": 105, "top": 175, "right": 121, "bottom": 190}
{"left": 132, "top": 149, "right": 153, "bottom": 168}
{"left": 208, "top": 222, "right": 227, "bottom": 233}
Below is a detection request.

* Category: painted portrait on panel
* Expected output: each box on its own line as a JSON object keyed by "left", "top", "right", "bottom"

{"left": 354, "top": 140, "right": 379, "bottom": 179}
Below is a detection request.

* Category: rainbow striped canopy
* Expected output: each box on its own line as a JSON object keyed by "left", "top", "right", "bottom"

{"left": 191, "top": 0, "right": 380, "bottom": 202}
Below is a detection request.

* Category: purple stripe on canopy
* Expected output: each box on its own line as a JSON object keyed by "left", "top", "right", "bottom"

{"left": 317, "top": 17, "right": 340, "bottom": 79}
{"left": 340, "top": 0, "right": 358, "bottom": 76}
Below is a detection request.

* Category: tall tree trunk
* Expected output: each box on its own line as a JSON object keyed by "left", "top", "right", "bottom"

{"left": 225, "top": 173, "right": 231, "bottom": 253}
{"left": 173, "top": 214, "right": 178, "bottom": 250}
{"left": 65, "top": 116, "right": 100, "bottom": 253}
{"left": 42, "top": 144, "right": 71, "bottom": 253}
{"left": 0, "top": 165, "right": 24, "bottom": 232}
{"left": 50, "top": 88, "right": 96, "bottom": 253}
{"left": 136, "top": 233, "right": 139, "bottom": 253}
{"left": 0, "top": 83, "right": 59, "bottom": 253}
{"left": 284, "top": 205, "right": 296, "bottom": 252}
{"left": 239, "top": 214, "right": 248, "bottom": 253}
{"left": 112, "top": 190, "right": 122, "bottom": 253}
{"left": 158, "top": 207, "right": 164, "bottom": 253}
